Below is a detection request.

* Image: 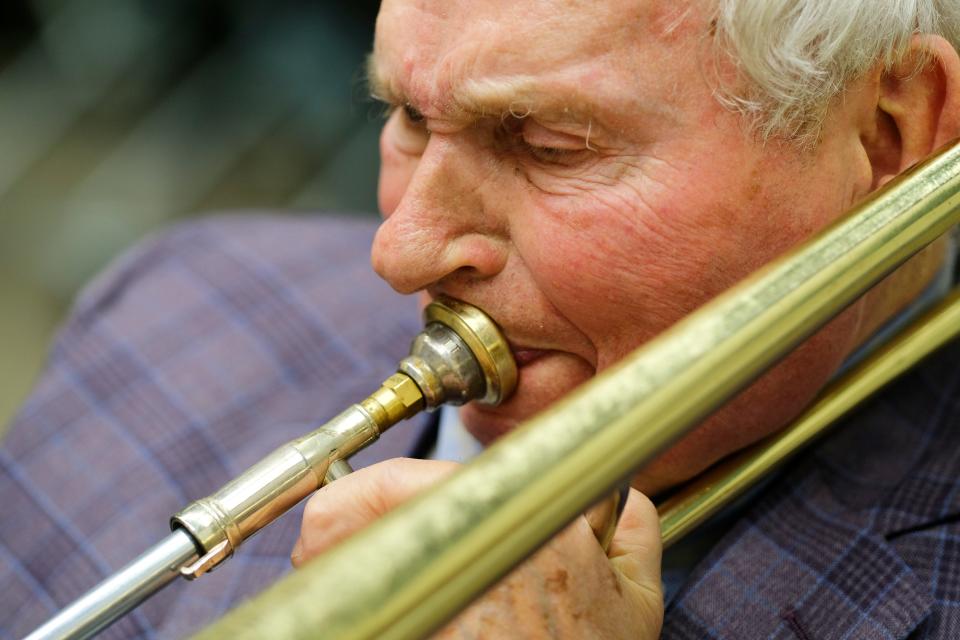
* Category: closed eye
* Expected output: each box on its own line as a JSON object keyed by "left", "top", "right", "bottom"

{"left": 403, "top": 104, "right": 426, "bottom": 125}
{"left": 512, "top": 118, "right": 593, "bottom": 165}
{"left": 522, "top": 143, "right": 580, "bottom": 164}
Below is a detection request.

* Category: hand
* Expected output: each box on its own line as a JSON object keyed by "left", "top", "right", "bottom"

{"left": 293, "top": 458, "right": 664, "bottom": 639}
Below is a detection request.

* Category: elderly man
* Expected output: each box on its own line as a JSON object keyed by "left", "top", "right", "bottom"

{"left": 3, "top": 0, "right": 960, "bottom": 638}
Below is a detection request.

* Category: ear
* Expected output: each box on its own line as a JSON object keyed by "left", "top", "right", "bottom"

{"left": 863, "top": 35, "right": 960, "bottom": 189}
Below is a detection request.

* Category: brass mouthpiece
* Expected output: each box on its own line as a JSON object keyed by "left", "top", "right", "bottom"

{"left": 171, "top": 296, "right": 517, "bottom": 577}
{"left": 402, "top": 296, "right": 517, "bottom": 408}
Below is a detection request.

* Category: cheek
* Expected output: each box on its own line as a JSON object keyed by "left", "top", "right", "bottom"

{"left": 512, "top": 195, "right": 700, "bottom": 365}
{"left": 511, "top": 177, "right": 745, "bottom": 359}
{"left": 634, "top": 300, "right": 864, "bottom": 494}
{"left": 511, "top": 154, "right": 842, "bottom": 368}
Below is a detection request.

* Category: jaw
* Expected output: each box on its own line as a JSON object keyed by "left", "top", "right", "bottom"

{"left": 459, "top": 350, "right": 595, "bottom": 445}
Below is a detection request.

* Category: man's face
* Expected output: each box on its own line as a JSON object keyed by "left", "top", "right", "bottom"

{"left": 369, "top": 0, "right": 875, "bottom": 492}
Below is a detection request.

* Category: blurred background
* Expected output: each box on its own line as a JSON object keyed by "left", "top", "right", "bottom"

{"left": 0, "top": 0, "right": 384, "bottom": 431}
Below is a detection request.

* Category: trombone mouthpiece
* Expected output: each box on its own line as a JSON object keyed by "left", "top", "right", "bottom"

{"left": 403, "top": 296, "right": 518, "bottom": 408}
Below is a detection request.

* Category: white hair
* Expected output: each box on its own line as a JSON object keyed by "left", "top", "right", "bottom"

{"left": 713, "top": 0, "right": 960, "bottom": 144}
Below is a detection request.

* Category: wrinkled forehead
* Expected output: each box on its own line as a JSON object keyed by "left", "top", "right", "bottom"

{"left": 371, "top": 0, "right": 706, "bottom": 120}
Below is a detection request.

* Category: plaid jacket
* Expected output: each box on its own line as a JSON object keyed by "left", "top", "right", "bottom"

{"left": 663, "top": 333, "right": 960, "bottom": 639}
{"left": 1, "top": 216, "right": 958, "bottom": 639}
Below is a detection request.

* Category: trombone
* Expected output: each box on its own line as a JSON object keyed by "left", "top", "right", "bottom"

{"left": 28, "top": 138, "right": 960, "bottom": 639}
{"left": 195, "top": 138, "right": 960, "bottom": 640}
{"left": 26, "top": 297, "right": 520, "bottom": 639}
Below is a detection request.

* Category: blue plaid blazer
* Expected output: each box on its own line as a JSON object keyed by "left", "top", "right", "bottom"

{"left": 1, "top": 216, "right": 958, "bottom": 639}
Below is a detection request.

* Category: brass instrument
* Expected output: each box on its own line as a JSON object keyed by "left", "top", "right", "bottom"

{"left": 29, "top": 138, "right": 960, "bottom": 639}
{"left": 26, "top": 298, "right": 520, "bottom": 639}
{"left": 193, "top": 139, "right": 960, "bottom": 640}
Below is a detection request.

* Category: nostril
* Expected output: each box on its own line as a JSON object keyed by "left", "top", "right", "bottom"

{"left": 371, "top": 201, "right": 509, "bottom": 294}
{"left": 372, "top": 230, "right": 509, "bottom": 295}
{"left": 444, "top": 235, "right": 509, "bottom": 280}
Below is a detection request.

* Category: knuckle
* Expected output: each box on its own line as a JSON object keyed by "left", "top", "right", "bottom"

{"left": 628, "top": 489, "right": 658, "bottom": 522}
{"left": 302, "top": 493, "right": 325, "bottom": 525}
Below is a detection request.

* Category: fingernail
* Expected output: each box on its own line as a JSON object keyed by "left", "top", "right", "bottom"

{"left": 291, "top": 538, "right": 303, "bottom": 567}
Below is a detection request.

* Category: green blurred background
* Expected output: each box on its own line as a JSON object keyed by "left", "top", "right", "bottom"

{"left": 0, "top": 0, "right": 383, "bottom": 432}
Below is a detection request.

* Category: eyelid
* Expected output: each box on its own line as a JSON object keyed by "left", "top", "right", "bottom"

{"left": 520, "top": 119, "right": 588, "bottom": 150}
{"left": 403, "top": 103, "right": 426, "bottom": 124}
{"left": 388, "top": 106, "right": 429, "bottom": 155}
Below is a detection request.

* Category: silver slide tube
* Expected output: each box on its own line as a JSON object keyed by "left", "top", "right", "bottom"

{"left": 24, "top": 530, "right": 198, "bottom": 640}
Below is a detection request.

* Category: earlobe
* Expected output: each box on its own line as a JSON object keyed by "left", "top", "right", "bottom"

{"left": 864, "top": 35, "right": 960, "bottom": 189}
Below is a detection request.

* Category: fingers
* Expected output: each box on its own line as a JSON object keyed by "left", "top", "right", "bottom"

{"left": 293, "top": 465, "right": 664, "bottom": 639}
{"left": 606, "top": 488, "right": 663, "bottom": 593}
{"left": 583, "top": 489, "right": 623, "bottom": 552}
{"left": 292, "top": 457, "right": 459, "bottom": 567}
{"left": 433, "top": 490, "right": 664, "bottom": 640}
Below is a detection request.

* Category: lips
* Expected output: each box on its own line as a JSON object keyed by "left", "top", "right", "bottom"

{"left": 510, "top": 346, "right": 550, "bottom": 367}
{"left": 424, "top": 291, "right": 558, "bottom": 369}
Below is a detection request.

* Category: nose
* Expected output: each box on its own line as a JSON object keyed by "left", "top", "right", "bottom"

{"left": 371, "top": 136, "right": 509, "bottom": 294}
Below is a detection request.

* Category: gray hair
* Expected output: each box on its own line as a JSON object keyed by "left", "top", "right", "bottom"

{"left": 714, "top": 0, "right": 960, "bottom": 144}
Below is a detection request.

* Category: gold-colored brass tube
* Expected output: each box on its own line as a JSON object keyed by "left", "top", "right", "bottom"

{"left": 659, "top": 288, "right": 960, "bottom": 548}
{"left": 195, "top": 140, "right": 960, "bottom": 640}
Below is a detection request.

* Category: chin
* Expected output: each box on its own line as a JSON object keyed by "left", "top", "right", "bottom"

{"left": 459, "top": 352, "right": 595, "bottom": 445}
{"left": 459, "top": 404, "right": 519, "bottom": 445}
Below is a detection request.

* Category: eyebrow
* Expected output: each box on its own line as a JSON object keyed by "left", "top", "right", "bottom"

{"left": 365, "top": 53, "right": 599, "bottom": 127}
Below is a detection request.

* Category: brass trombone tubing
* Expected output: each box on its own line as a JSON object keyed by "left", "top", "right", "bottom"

{"left": 195, "top": 139, "right": 960, "bottom": 640}
{"left": 659, "top": 288, "right": 960, "bottom": 548}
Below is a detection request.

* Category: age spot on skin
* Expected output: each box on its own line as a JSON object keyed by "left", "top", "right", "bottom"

{"left": 545, "top": 568, "right": 569, "bottom": 594}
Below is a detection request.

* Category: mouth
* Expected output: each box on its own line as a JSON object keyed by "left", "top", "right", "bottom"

{"left": 509, "top": 345, "right": 550, "bottom": 367}
{"left": 422, "top": 292, "right": 558, "bottom": 371}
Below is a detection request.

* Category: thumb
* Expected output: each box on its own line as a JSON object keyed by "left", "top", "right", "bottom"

{"left": 606, "top": 488, "right": 663, "bottom": 593}
{"left": 292, "top": 457, "right": 459, "bottom": 567}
